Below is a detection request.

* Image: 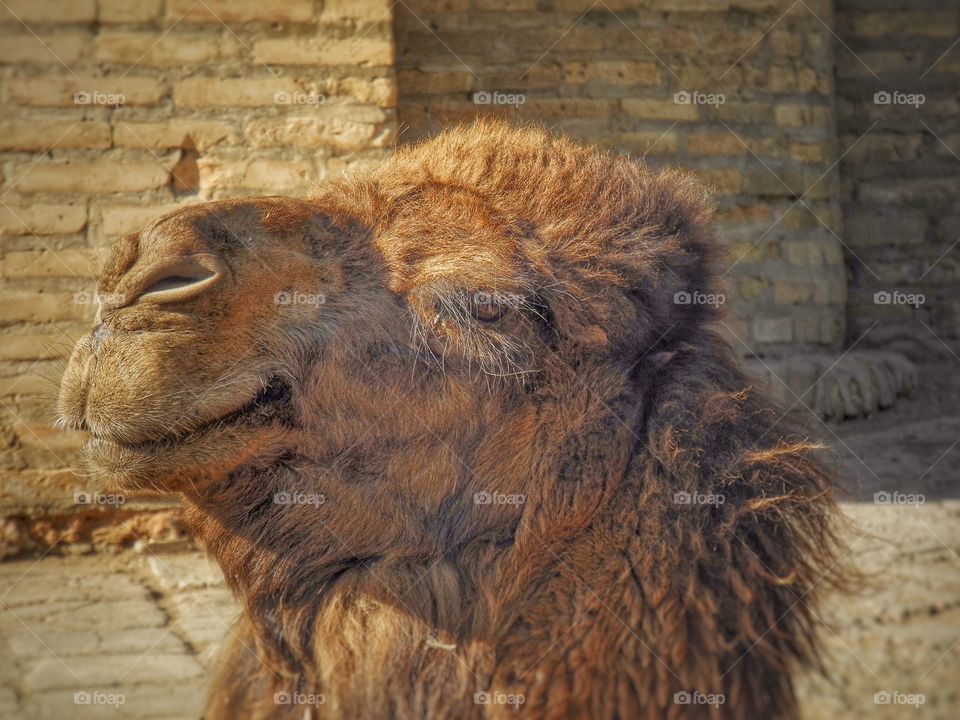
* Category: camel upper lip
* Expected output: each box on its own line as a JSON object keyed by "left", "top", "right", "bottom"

{"left": 87, "top": 377, "right": 293, "bottom": 451}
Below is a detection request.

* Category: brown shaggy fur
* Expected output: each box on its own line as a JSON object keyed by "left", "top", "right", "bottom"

{"left": 58, "top": 121, "right": 847, "bottom": 719}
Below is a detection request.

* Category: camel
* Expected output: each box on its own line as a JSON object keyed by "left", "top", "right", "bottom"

{"left": 58, "top": 121, "right": 847, "bottom": 719}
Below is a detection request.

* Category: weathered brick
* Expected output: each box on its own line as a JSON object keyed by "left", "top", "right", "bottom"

{"left": 609, "top": 130, "right": 679, "bottom": 156}
{"left": 0, "top": 292, "right": 90, "bottom": 325}
{"left": 0, "top": 333, "right": 78, "bottom": 361}
{"left": 6, "top": 76, "right": 167, "bottom": 107}
{"left": 253, "top": 37, "right": 393, "bottom": 67}
{"left": 0, "top": 204, "right": 86, "bottom": 235}
{"left": 396, "top": 69, "right": 473, "bottom": 95}
{"left": 0, "top": 0, "right": 95, "bottom": 24}
{"left": 844, "top": 12, "right": 957, "bottom": 39}
{"left": 95, "top": 32, "right": 240, "bottom": 67}
{"left": 99, "top": 0, "right": 162, "bottom": 23}
{"left": 774, "top": 280, "right": 816, "bottom": 305}
{"left": 244, "top": 116, "right": 389, "bottom": 151}
{"left": 321, "top": 0, "right": 393, "bottom": 22}
{"left": 774, "top": 103, "right": 832, "bottom": 128}
{"left": 197, "top": 157, "right": 315, "bottom": 192}
{"left": 562, "top": 60, "right": 660, "bottom": 86}
{"left": 695, "top": 168, "right": 742, "bottom": 195}
{"left": 166, "top": 0, "right": 314, "bottom": 23}
{"left": 12, "top": 161, "right": 170, "bottom": 194}
{"left": 622, "top": 98, "right": 699, "bottom": 122}
{"left": 0, "top": 120, "right": 111, "bottom": 151}
{"left": 99, "top": 203, "right": 183, "bottom": 239}
{"left": 0, "top": 32, "right": 89, "bottom": 65}
{"left": 173, "top": 77, "right": 299, "bottom": 107}
{"left": 1, "top": 249, "right": 96, "bottom": 278}
{"left": 686, "top": 132, "right": 747, "bottom": 156}
{"left": 752, "top": 317, "right": 793, "bottom": 344}
{"left": 790, "top": 142, "right": 829, "bottom": 163}
{"left": 113, "top": 120, "right": 237, "bottom": 151}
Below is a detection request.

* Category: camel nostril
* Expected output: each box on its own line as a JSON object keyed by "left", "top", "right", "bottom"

{"left": 122, "top": 252, "right": 227, "bottom": 307}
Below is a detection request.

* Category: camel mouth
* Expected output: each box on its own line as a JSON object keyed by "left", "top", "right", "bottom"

{"left": 87, "top": 376, "right": 293, "bottom": 454}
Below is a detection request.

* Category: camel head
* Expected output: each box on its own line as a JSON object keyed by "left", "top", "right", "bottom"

{"left": 59, "top": 123, "right": 718, "bottom": 512}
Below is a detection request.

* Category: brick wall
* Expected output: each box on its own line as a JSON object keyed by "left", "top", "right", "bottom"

{"left": 395, "top": 0, "right": 848, "bottom": 355}
{"left": 0, "top": 0, "right": 396, "bottom": 555}
{"left": 835, "top": 0, "right": 960, "bottom": 345}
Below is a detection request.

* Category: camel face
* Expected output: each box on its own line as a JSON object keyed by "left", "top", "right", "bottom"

{"left": 57, "top": 197, "right": 364, "bottom": 493}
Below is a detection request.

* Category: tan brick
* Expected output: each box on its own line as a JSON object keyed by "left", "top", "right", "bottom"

{"left": 327, "top": 76, "right": 396, "bottom": 108}
{"left": 12, "top": 161, "right": 170, "bottom": 194}
{"left": 165, "top": 0, "right": 314, "bottom": 23}
{"left": 0, "top": 204, "right": 87, "bottom": 235}
{"left": 0, "top": 0, "right": 95, "bottom": 24}
{"left": 738, "top": 276, "right": 769, "bottom": 301}
{"left": 770, "top": 30, "right": 803, "bottom": 59}
{"left": 396, "top": 69, "right": 473, "bottom": 95}
{"left": 0, "top": 32, "right": 89, "bottom": 65}
{"left": 686, "top": 132, "right": 747, "bottom": 156}
{"left": 1, "top": 249, "right": 96, "bottom": 278}
{"left": 0, "top": 333, "right": 78, "bottom": 361}
{"left": 321, "top": 0, "right": 393, "bottom": 22}
{"left": 609, "top": 130, "right": 679, "bottom": 155}
{"left": 113, "top": 120, "right": 237, "bottom": 151}
{"left": 173, "top": 77, "right": 299, "bottom": 107}
{"left": 648, "top": 0, "right": 730, "bottom": 10}
{"left": 0, "top": 120, "right": 110, "bottom": 151}
{"left": 0, "top": 292, "right": 91, "bottom": 325}
{"left": 752, "top": 317, "right": 793, "bottom": 344}
{"left": 6, "top": 76, "right": 167, "bottom": 107}
{"left": 774, "top": 103, "right": 831, "bottom": 128}
{"left": 622, "top": 98, "right": 699, "bottom": 122}
{"left": 253, "top": 37, "right": 392, "bottom": 67}
{"left": 198, "top": 158, "right": 315, "bottom": 192}
{"left": 95, "top": 32, "right": 240, "bottom": 67}
{"left": 847, "top": 12, "right": 957, "bottom": 39}
{"left": 518, "top": 98, "right": 615, "bottom": 119}
{"left": 99, "top": 0, "right": 162, "bottom": 23}
{"left": 790, "top": 142, "right": 828, "bottom": 163}
{"left": 695, "top": 168, "right": 742, "bottom": 195}
{"left": 562, "top": 60, "right": 660, "bottom": 86}
{"left": 99, "top": 203, "right": 183, "bottom": 238}
{"left": 244, "top": 116, "right": 389, "bottom": 151}
{"left": 774, "top": 280, "right": 816, "bottom": 305}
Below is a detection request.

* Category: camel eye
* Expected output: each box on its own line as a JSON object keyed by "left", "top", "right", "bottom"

{"left": 469, "top": 292, "right": 508, "bottom": 323}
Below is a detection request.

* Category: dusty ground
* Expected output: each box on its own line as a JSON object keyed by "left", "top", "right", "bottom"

{"left": 0, "top": 361, "right": 958, "bottom": 719}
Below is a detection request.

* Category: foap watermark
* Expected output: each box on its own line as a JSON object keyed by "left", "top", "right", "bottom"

{"left": 472, "top": 90, "right": 526, "bottom": 108}
{"left": 873, "top": 691, "right": 925, "bottom": 708}
{"left": 874, "top": 491, "right": 925, "bottom": 507}
{"left": 472, "top": 290, "right": 525, "bottom": 310}
{"left": 273, "top": 90, "right": 326, "bottom": 106}
{"left": 274, "top": 491, "right": 326, "bottom": 508}
{"left": 674, "top": 290, "right": 725, "bottom": 307}
{"left": 474, "top": 491, "right": 526, "bottom": 506}
{"left": 874, "top": 290, "right": 924, "bottom": 308}
{"left": 274, "top": 691, "right": 326, "bottom": 706}
{"left": 674, "top": 491, "right": 725, "bottom": 507}
{"left": 873, "top": 91, "right": 925, "bottom": 108}
{"left": 474, "top": 691, "right": 525, "bottom": 708}
{"left": 274, "top": 290, "right": 326, "bottom": 307}
{"left": 74, "top": 691, "right": 125, "bottom": 707}
{"left": 673, "top": 691, "right": 725, "bottom": 707}
{"left": 674, "top": 90, "right": 725, "bottom": 107}
{"left": 73, "top": 290, "right": 127, "bottom": 306}
{"left": 75, "top": 490, "right": 126, "bottom": 507}
{"left": 74, "top": 90, "right": 125, "bottom": 106}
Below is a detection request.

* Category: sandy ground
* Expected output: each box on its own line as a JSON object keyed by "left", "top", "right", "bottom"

{"left": 0, "top": 361, "right": 958, "bottom": 719}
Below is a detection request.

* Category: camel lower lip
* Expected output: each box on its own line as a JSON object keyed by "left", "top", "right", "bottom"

{"left": 85, "top": 377, "right": 292, "bottom": 452}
